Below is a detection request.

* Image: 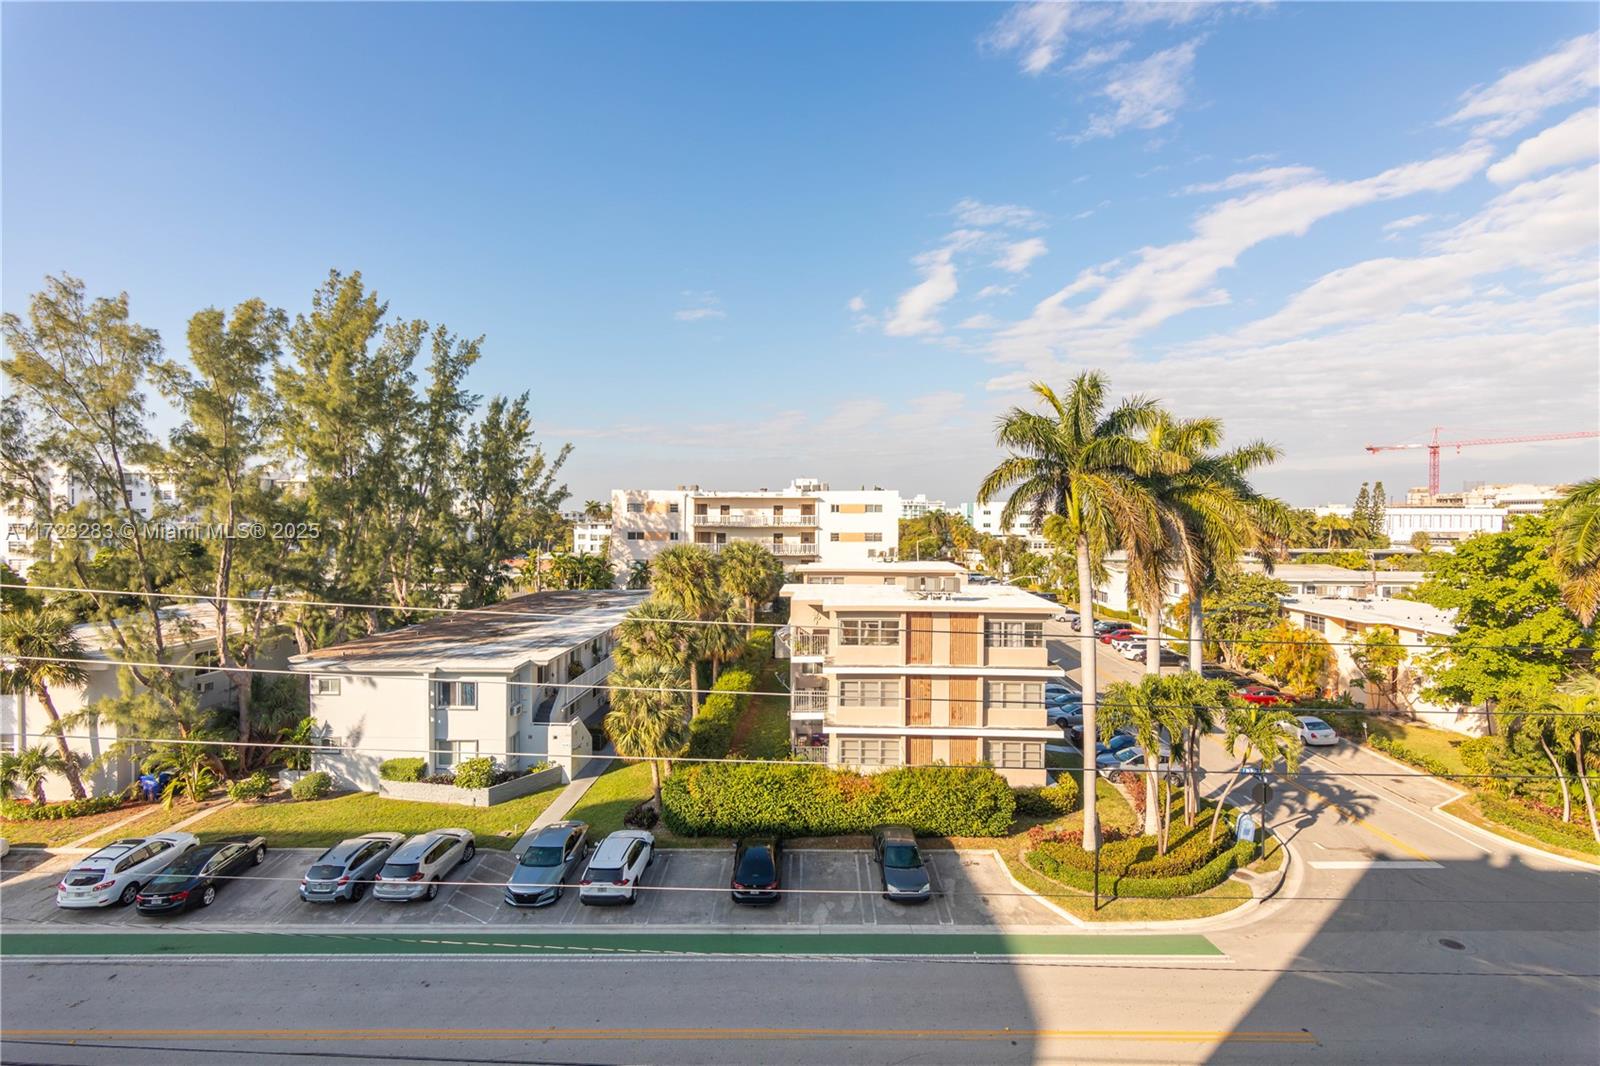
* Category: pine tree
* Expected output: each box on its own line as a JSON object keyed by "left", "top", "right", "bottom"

{"left": 1369, "top": 481, "right": 1388, "bottom": 544}
{"left": 1352, "top": 482, "right": 1372, "bottom": 544}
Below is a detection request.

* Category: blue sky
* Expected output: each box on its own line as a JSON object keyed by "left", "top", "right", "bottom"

{"left": 4, "top": 2, "right": 1597, "bottom": 507}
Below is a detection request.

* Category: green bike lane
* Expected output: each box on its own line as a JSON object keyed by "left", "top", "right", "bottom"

{"left": 0, "top": 929, "right": 1224, "bottom": 958}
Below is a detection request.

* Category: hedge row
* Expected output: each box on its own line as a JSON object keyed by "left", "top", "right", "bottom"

{"left": 1365, "top": 734, "right": 1459, "bottom": 780}
{"left": 737, "top": 628, "right": 775, "bottom": 673}
{"left": 685, "top": 669, "right": 756, "bottom": 760}
{"left": 1027, "top": 838, "right": 1256, "bottom": 898}
{"left": 662, "top": 762, "right": 1015, "bottom": 838}
{"left": 1012, "top": 778, "right": 1080, "bottom": 818}
{"left": 1029, "top": 818, "right": 1236, "bottom": 881}
{"left": 1472, "top": 792, "right": 1600, "bottom": 855}
{"left": 0, "top": 794, "right": 123, "bottom": 821}
{"left": 379, "top": 758, "right": 427, "bottom": 783}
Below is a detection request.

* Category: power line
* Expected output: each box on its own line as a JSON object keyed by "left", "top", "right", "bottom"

{"left": 8, "top": 581, "right": 1595, "bottom": 654}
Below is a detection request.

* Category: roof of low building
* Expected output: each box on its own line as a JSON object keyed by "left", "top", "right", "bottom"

{"left": 1243, "top": 563, "right": 1428, "bottom": 583}
{"left": 790, "top": 561, "right": 965, "bottom": 574}
{"left": 1284, "top": 595, "right": 1456, "bottom": 636}
{"left": 291, "top": 589, "right": 648, "bottom": 672}
{"left": 782, "top": 581, "right": 1055, "bottom": 614}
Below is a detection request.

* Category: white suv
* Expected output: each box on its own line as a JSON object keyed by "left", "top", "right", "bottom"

{"left": 56, "top": 833, "right": 198, "bottom": 909}
{"left": 372, "top": 829, "right": 476, "bottom": 902}
{"left": 579, "top": 830, "right": 655, "bottom": 905}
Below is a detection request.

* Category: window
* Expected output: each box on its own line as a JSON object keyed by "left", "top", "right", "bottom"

{"left": 1303, "top": 615, "right": 1326, "bottom": 633}
{"left": 830, "top": 532, "right": 840, "bottom": 542}
{"left": 434, "top": 681, "right": 477, "bottom": 708}
{"left": 986, "top": 680, "right": 1043, "bottom": 707}
{"left": 989, "top": 740, "right": 1043, "bottom": 769}
{"left": 436, "top": 739, "right": 478, "bottom": 767}
{"left": 841, "top": 616, "right": 899, "bottom": 646}
{"left": 626, "top": 531, "right": 644, "bottom": 540}
{"left": 864, "top": 504, "right": 883, "bottom": 513}
{"left": 626, "top": 502, "right": 644, "bottom": 513}
{"left": 985, "top": 620, "right": 1044, "bottom": 648}
{"left": 830, "top": 504, "right": 840, "bottom": 512}
{"left": 314, "top": 677, "right": 341, "bottom": 696}
{"left": 864, "top": 532, "right": 883, "bottom": 542}
{"left": 669, "top": 532, "right": 680, "bottom": 540}
{"left": 837, "top": 679, "right": 898, "bottom": 706}
{"left": 667, "top": 502, "right": 679, "bottom": 513}
{"left": 839, "top": 737, "right": 902, "bottom": 766}
{"left": 193, "top": 651, "right": 219, "bottom": 669}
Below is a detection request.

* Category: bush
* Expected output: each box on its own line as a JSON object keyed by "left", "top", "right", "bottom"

{"left": 0, "top": 794, "right": 122, "bottom": 821}
{"left": 1473, "top": 792, "right": 1600, "bottom": 854}
{"left": 662, "top": 762, "right": 1015, "bottom": 838}
{"left": 623, "top": 801, "right": 660, "bottom": 829}
{"left": 1027, "top": 831, "right": 1255, "bottom": 898}
{"left": 1366, "top": 734, "right": 1458, "bottom": 779}
{"left": 226, "top": 771, "right": 272, "bottom": 802}
{"left": 452, "top": 757, "right": 499, "bottom": 790}
{"left": 686, "top": 669, "right": 755, "bottom": 760}
{"left": 289, "top": 772, "right": 333, "bottom": 801}
{"left": 1013, "top": 778, "right": 1081, "bottom": 818}
{"left": 423, "top": 772, "right": 456, "bottom": 785}
{"left": 737, "top": 628, "right": 775, "bottom": 672}
{"left": 379, "top": 758, "right": 427, "bottom": 783}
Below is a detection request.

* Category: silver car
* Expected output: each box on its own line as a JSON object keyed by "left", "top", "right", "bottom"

{"left": 505, "top": 821, "right": 589, "bottom": 907}
{"left": 300, "top": 833, "right": 404, "bottom": 903}
{"left": 372, "top": 829, "right": 475, "bottom": 902}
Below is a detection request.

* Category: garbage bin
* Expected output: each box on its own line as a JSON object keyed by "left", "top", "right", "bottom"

{"left": 138, "top": 774, "right": 159, "bottom": 802}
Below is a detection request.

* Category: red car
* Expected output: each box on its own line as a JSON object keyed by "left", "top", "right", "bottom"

{"left": 1236, "top": 685, "right": 1290, "bottom": 706}
{"left": 1101, "top": 627, "right": 1142, "bottom": 645}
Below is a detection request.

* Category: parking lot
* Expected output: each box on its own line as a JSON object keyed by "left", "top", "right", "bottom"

{"left": 0, "top": 846, "right": 1069, "bottom": 931}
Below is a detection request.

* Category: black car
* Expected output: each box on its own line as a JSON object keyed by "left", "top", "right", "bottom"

{"left": 135, "top": 836, "right": 267, "bottom": 914}
{"left": 730, "top": 838, "right": 783, "bottom": 905}
{"left": 872, "top": 825, "right": 931, "bottom": 903}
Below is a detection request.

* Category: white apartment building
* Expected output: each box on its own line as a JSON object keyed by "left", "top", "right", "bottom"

{"left": 781, "top": 562, "right": 1058, "bottom": 786}
{"left": 608, "top": 478, "right": 900, "bottom": 573}
{"left": 291, "top": 589, "right": 646, "bottom": 790}
{"left": 1312, "top": 497, "right": 1508, "bottom": 545}
{"left": 1409, "top": 482, "right": 1567, "bottom": 513}
{"left": 900, "top": 494, "right": 951, "bottom": 519}
{"left": 1093, "top": 558, "right": 1427, "bottom": 616}
{"left": 0, "top": 605, "right": 292, "bottom": 800}
{"left": 2, "top": 466, "right": 184, "bottom": 575}
{"left": 1280, "top": 595, "right": 1487, "bottom": 735}
{"left": 957, "top": 501, "right": 1051, "bottom": 552}
{"left": 572, "top": 520, "right": 610, "bottom": 558}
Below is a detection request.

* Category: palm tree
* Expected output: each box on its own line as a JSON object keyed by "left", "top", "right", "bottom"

{"left": 625, "top": 559, "right": 651, "bottom": 590}
{"left": 1156, "top": 671, "right": 1237, "bottom": 827}
{"left": 605, "top": 659, "right": 690, "bottom": 807}
{"left": 1, "top": 745, "right": 70, "bottom": 805}
{"left": 697, "top": 596, "right": 748, "bottom": 682}
{"left": 1099, "top": 678, "right": 1170, "bottom": 841}
{"left": 1506, "top": 698, "right": 1574, "bottom": 824}
{"left": 615, "top": 599, "right": 703, "bottom": 718}
{"left": 978, "top": 371, "right": 1169, "bottom": 849}
{"left": 582, "top": 499, "right": 609, "bottom": 521}
{"left": 1546, "top": 681, "right": 1600, "bottom": 842}
{"left": 1551, "top": 477, "right": 1600, "bottom": 625}
{"left": 1314, "top": 514, "right": 1358, "bottom": 549}
{"left": 649, "top": 545, "right": 722, "bottom": 618}
{"left": 718, "top": 541, "right": 784, "bottom": 623}
{"left": 1207, "top": 702, "right": 1303, "bottom": 843}
{"left": 1, "top": 608, "right": 90, "bottom": 799}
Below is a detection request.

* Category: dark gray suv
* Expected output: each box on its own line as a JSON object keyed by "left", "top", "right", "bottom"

{"left": 504, "top": 821, "right": 589, "bottom": 907}
{"left": 300, "top": 833, "right": 404, "bottom": 903}
{"left": 872, "top": 825, "right": 931, "bottom": 902}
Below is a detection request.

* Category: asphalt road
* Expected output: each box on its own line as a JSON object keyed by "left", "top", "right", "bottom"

{"left": 3, "top": 635, "right": 1596, "bottom": 1065}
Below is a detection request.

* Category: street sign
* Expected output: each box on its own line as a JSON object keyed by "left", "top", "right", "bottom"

{"left": 1254, "top": 779, "right": 1273, "bottom": 807}
{"left": 1235, "top": 813, "right": 1257, "bottom": 843}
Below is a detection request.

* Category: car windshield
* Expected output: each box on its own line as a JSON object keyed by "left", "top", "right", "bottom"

{"left": 307, "top": 864, "right": 346, "bottom": 880}
{"left": 586, "top": 866, "right": 621, "bottom": 882}
{"left": 379, "top": 862, "right": 418, "bottom": 879}
{"left": 735, "top": 848, "right": 776, "bottom": 882}
{"left": 882, "top": 844, "right": 921, "bottom": 869}
{"left": 1303, "top": 718, "right": 1330, "bottom": 730}
{"left": 519, "top": 845, "right": 565, "bottom": 867}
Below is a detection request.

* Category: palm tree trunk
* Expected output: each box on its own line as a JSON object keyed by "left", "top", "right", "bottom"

{"left": 29, "top": 777, "right": 46, "bottom": 806}
{"left": 1076, "top": 535, "right": 1099, "bottom": 850}
{"left": 1183, "top": 725, "right": 1199, "bottom": 827}
{"left": 1537, "top": 735, "right": 1572, "bottom": 823}
{"left": 1188, "top": 591, "right": 1204, "bottom": 673}
{"left": 1574, "top": 733, "right": 1599, "bottom": 844}
{"left": 1144, "top": 599, "right": 1162, "bottom": 676}
{"left": 1208, "top": 756, "right": 1249, "bottom": 843}
{"left": 35, "top": 687, "right": 87, "bottom": 800}
{"left": 649, "top": 759, "right": 662, "bottom": 807}
{"left": 1143, "top": 762, "right": 1159, "bottom": 837}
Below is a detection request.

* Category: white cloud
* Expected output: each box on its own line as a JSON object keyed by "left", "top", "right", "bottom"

{"left": 674, "top": 308, "right": 725, "bottom": 322}
{"left": 984, "top": 1, "right": 1221, "bottom": 76}
{"left": 1183, "top": 165, "right": 1320, "bottom": 195}
{"left": 1068, "top": 40, "right": 1131, "bottom": 72}
{"left": 982, "top": 1, "right": 1077, "bottom": 75}
{"left": 977, "top": 284, "right": 1016, "bottom": 300}
{"left": 958, "top": 314, "right": 1001, "bottom": 330}
{"left": 952, "top": 198, "right": 1044, "bottom": 230}
{"left": 884, "top": 245, "right": 961, "bottom": 337}
{"left": 1383, "top": 213, "right": 1432, "bottom": 234}
{"left": 1446, "top": 32, "right": 1600, "bottom": 137}
{"left": 995, "top": 237, "right": 1049, "bottom": 273}
{"left": 1079, "top": 39, "right": 1202, "bottom": 141}
{"left": 846, "top": 294, "right": 867, "bottom": 313}
{"left": 1486, "top": 106, "right": 1600, "bottom": 184}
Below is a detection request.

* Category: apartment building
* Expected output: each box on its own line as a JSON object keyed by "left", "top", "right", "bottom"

{"left": 781, "top": 562, "right": 1058, "bottom": 786}
{"left": 291, "top": 590, "right": 645, "bottom": 790}
{"left": 900, "top": 494, "right": 951, "bottom": 519}
{"left": 957, "top": 501, "right": 1051, "bottom": 552}
{"left": 608, "top": 478, "right": 900, "bottom": 573}
{"left": 1093, "top": 557, "right": 1427, "bottom": 615}
{"left": 1, "top": 466, "right": 184, "bottom": 575}
{"left": 572, "top": 520, "right": 610, "bottom": 557}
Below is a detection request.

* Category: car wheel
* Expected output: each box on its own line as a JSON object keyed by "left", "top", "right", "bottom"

{"left": 119, "top": 882, "right": 140, "bottom": 906}
{"left": 463, "top": 842, "right": 476, "bottom": 862}
{"left": 349, "top": 882, "right": 365, "bottom": 903}
{"left": 200, "top": 885, "right": 217, "bottom": 907}
{"left": 252, "top": 846, "right": 266, "bottom": 866}
{"left": 626, "top": 892, "right": 638, "bottom": 906}
{"left": 426, "top": 880, "right": 439, "bottom": 901}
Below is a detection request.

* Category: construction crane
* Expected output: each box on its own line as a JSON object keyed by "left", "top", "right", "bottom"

{"left": 1365, "top": 427, "right": 1600, "bottom": 496}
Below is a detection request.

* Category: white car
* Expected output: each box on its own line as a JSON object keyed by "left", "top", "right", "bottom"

{"left": 1282, "top": 715, "right": 1339, "bottom": 746}
{"left": 579, "top": 830, "right": 655, "bottom": 906}
{"left": 1111, "top": 636, "right": 1145, "bottom": 659}
{"left": 372, "top": 828, "right": 476, "bottom": 902}
{"left": 55, "top": 832, "right": 198, "bottom": 909}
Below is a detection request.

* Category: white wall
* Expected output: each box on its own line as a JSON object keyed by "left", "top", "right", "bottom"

{"left": 816, "top": 490, "right": 899, "bottom": 564}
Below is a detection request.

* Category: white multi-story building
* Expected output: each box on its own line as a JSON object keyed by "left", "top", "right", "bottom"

{"left": 608, "top": 479, "right": 900, "bottom": 573}
{"left": 900, "top": 494, "right": 951, "bottom": 519}
{"left": 2, "top": 466, "right": 185, "bottom": 575}
{"left": 957, "top": 502, "right": 1051, "bottom": 552}
{"left": 572, "top": 520, "right": 610, "bottom": 558}
{"left": 291, "top": 589, "right": 646, "bottom": 790}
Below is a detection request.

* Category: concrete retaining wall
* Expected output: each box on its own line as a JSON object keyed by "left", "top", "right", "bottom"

{"left": 375, "top": 765, "right": 564, "bottom": 807}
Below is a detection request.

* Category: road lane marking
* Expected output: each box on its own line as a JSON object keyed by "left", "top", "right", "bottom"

{"left": 1298, "top": 784, "right": 1435, "bottom": 863}
{"left": 1309, "top": 861, "right": 1443, "bottom": 870}
{"left": 1302, "top": 750, "right": 1492, "bottom": 855}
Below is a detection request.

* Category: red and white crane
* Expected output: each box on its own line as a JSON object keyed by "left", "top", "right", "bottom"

{"left": 1365, "top": 428, "right": 1600, "bottom": 496}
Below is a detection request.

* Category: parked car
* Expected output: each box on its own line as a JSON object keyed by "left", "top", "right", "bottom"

{"left": 1101, "top": 627, "right": 1141, "bottom": 645}
{"left": 872, "top": 825, "right": 931, "bottom": 903}
{"left": 578, "top": 829, "right": 655, "bottom": 906}
{"left": 1095, "top": 747, "right": 1141, "bottom": 777}
{"left": 1090, "top": 620, "right": 1121, "bottom": 636}
{"left": 373, "top": 829, "right": 475, "bottom": 902}
{"left": 55, "top": 833, "right": 199, "bottom": 909}
{"left": 1281, "top": 715, "right": 1339, "bottom": 746}
{"left": 1237, "top": 684, "right": 1290, "bottom": 706}
{"left": 1047, "top": 706, "right": 1083, "bottom": 729}
{"left": 505, "top": 820, "right": 589, "bottom": 907}
{"left": 299, "top": 833, "right": 404, "bottom": 903}
{"left": 1096, "top": 733, "right": 1138, "bottom": 756}
{"left": 135, "top": 835, "right": 267, "bottom": 915}
{"left": 730, "top": 838, "right": 783, "bottom": 905}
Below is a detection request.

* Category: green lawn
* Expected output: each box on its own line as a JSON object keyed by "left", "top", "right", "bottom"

{"left": 83, "top": 799, "right": 227, "bottom": 849}
{"left": 1362, "top": 718, "right": 1472, "bottom": 774}
{"left": 190, "top": 786, "right": 566, "bottom": 850}
{"left": 730, "top": 691, "right": 792, "bottom": 759}
{"left": 566, "top": 761, "right": 655, "bottom": 837}
{"left": 1, "top": 802, "right": 153, "bottom": 848}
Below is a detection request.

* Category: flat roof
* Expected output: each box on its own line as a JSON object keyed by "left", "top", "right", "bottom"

{"left": 1245, "top": 563, "right": 1427, "bottom": 582}
{"left": 1284, "top": 595, "right": 1455, "bottom": 635}
{"left": 791, "top": 561, "right": 965, "bottom": 574}
{"left": 291, "top": 589, "right": 648, "bottom": 672}
{"left": 782, "top": 581, "right": 1056, "bottom": 614}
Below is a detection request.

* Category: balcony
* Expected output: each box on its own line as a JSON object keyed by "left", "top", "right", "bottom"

{"left": 695, "top": 512, "right": 818, "bottom": 528}
{"left": 553, "top": 654, "right": 615, "bottom": 718}
{"left": 789, "top": 628, "right": 830, "bottom": 658}
{"left": 701, "top": 541, "right": 820, "bottom": 558}
{"left": 791, "top": 690, "right": 828, "bottom": 716}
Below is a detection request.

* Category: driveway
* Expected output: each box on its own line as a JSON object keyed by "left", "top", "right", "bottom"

{"left": 0, "top": 847, "right": 1069, "bottom": 931}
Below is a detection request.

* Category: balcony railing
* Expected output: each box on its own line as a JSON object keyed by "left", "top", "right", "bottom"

{"left": 791, "top": 690, "right": 828, "bottom": 713}
{"left": 789, "top": 628, "right": 830, "bottom": 657}
{"left": 695, "top": 512, "right": 818, "bottom": 527}
{"left": 555, "top": 654, "right": 614, "bottom": 717}
{"left": 700, "top": 541, "right": 819, "bottom": 557}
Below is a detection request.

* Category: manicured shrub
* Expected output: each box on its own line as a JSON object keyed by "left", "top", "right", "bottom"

{"left": 623, "top": 801, "right": 660, "bottom": 829}
{"left": 686, "top": 669, "right": 755, "bottom": 760}
{"left": 452, "top": 757, "right": 498, "bottom": 790}
{"left": 1473, "top": 792, "right": 1600, "bottom": 854}
{"left": 289, "top": 771, "right": 333, "bottom": 800}
{"left": 737, "top": 628, "right": 775, "bottom": 673}
{"left": 1027, "top": 833, "right": 1256, "bottom": 898}
{"left": 661, "top": 762, "right": 1015, "bottom": 838}
{"left": 379, "top": 758, "right": 427, "bottom": 783}
{"left": 1013, "top": 778, "right": 1080, "bottom": 818}
{"left": 0, "top": 794, "right": 122, "bottom": 821}
{"left": 226, "top": 771, "right": 272, "bottom": 802}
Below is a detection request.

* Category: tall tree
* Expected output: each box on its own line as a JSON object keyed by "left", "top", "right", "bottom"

{"left": 1099, "top": 678, "right": 1170, "bottom": 840}
{"left": 0, "top": 609, "right": 90, "bottom": 798}
{"left": 1550, "top": 477, "right": 1600, "bottom": 625}
{"left": 717, "top": 541, "right": 784, "bottom": 623}
{"left": 1369, "top": 481, "right": 1388, "bottom": 544}
{"left": 978, "top": 371, "right": 1168, "bottom": 850}
{"left": 1208, "top": 702, "right": 1302, "bottom": 843}
{"left": 604, "top": 658, "right": 690, "bottom": 806}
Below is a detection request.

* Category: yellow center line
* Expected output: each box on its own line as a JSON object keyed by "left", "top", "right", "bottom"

{"left": 3, "top": 1027, "right": 1319, "bottom": 1045}
{"left": 1299, "top": 784, "right": 1435, "bottom": 863}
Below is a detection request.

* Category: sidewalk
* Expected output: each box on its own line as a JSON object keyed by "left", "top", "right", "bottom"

{"left": 510, "top": 746, "right": 614, "bottom": 853}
